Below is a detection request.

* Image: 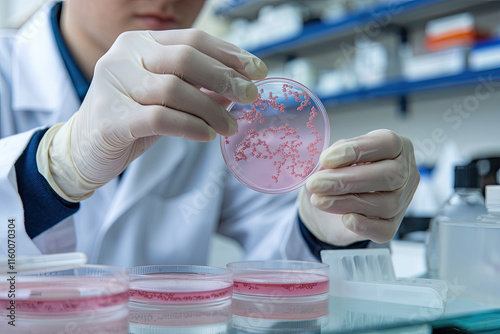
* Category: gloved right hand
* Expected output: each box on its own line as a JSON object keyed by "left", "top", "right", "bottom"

{"left": 37, "top": 29, "right": 268, "bottom": 202}
{"left": 299, "top": 130, "right": 420, "bottom": 244}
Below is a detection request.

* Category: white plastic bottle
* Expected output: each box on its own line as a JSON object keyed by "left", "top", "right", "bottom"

{"left": 426, "top": 164, "right": 486, "bottom": 278}
{"left": 438, "top": 185, "right": 500, "bottom": 306}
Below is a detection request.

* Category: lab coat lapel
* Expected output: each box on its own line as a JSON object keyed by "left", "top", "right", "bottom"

{"left": 11, "top": 3, "right": 80, "bottom": 121}
{"left": 103, "top": 136, "right": 188, "bottom": 227}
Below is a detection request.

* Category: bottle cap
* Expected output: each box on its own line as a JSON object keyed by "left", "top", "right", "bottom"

{"left": 454, "top": 164, "right": 479, "bottom": 189}
{"left": 485, "top": 185, "right": 500, "bottom": 211}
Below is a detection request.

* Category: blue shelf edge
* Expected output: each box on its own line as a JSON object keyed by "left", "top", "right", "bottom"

{"left": 216, "top": 0, "right": 441, "bottom": 17}
{"left": 215, "top": 0, "right": 259, "bottom": 16}
{"left": 318, "top": 67, "right": 500, "bottom": 107}
{"left": 236, "top": 0, "right": 449, "bottom": 57}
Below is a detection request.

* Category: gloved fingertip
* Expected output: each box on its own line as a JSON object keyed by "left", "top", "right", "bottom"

{"left": 341, "top": 213, "right": 356, "bottom": 232}
{"left": 244, "top": 57, "right": 268, "bottom": 79}
{"left": 208, "top": 127, "right": 217, "bottom": 141}
{"left": 309, "top": 194, "right": 322, "bottom": 207}
{"left": 320, "top": 142, "right": 356, "bottom": 168}
{"left": 306, "top": 174, "right": 336, "bottom": 193}
{"left": 305, "top": 173, "right": 319, "bottom": 192}
{"left": 228, "top": 119, "right": 238, "bottom": 135}
{"left": 310, "top": 194, "right": 333, "bottom": 209}
{"left": 227, "top": 111, "right": 237, "bottom": 123}
{"left": 245, "top": 82, "right": 258, "bottom": 101}
{"left": 233, "top": 78, "right": 258, "bottom": 104}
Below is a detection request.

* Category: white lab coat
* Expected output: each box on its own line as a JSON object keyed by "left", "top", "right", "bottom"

{"left": 0, "top": 4, "right": 315, "bottom": 267}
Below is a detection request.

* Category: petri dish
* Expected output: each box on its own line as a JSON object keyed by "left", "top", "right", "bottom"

{"left": 129, "top": 298, "right": 232, "bottom": 333}
{"left": 232, "top": 294, "right": 329, "bottom": 333}
{"left": 227, "top": 260, "right": 330, "bottom": 297}
{"left": 221, "top": 77, "right": 330, "bottom": 194}
{"left": 128, "top": 265, "right": 233, "bottom": 305}
{"left": 0, "top": 265, "right": 129, "bottom": 314}
{"left": 232, "top": 293, "right": 329, "bottom": 321}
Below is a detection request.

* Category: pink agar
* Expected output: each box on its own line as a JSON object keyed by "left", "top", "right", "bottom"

{"left": 129, "top": 286, "right": 232, "bottom": 304}
{"left": 129, "top": 278, "right": 233, "bottom": 304}
{"left": 224, "top": 83, "right": 324, "bottom": 185}
{"left": 0, "top": 281, "right": 128, "bottom": 314}
{"left": 233, "top": 273, "right": 329, "bottom": 296}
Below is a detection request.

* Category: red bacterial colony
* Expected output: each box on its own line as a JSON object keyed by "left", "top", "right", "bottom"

{"left": 224, "top": 84, "right": 323, "bottom": 184}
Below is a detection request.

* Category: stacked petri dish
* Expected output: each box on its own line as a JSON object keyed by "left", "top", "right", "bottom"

{"left": 221, "top": 77, "right": 330, "bottom": 194}
{"left": 128, "top": 265, "right": 233, "bottom": 334}
{"left": 232, "top": 293, "right": 329, "bottom": 332}
{"left": 227, "top": 260, "right": 330, "bottom": 332}
{"left": 228, "top": 260, "right": 330, "bottom": 297}
{"left": 0, "top": 265, "right": 129, "bottom": 334}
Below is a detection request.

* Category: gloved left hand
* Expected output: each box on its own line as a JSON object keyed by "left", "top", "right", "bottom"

{"left": 299, "top": 129, "right": 420, "bottom": 245}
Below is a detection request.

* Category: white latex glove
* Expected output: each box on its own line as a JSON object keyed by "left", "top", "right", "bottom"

{"left": 37, "top": 29, "right": 268, "bottom": 202}
{"left": 299, "top": 129, "right": 420, "bottom": 245}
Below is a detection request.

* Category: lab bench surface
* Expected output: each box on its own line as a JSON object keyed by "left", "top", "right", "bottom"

{"left": 3, "top": 281, "right": 498, "bottom": 333}
{"left": 3, "top": 241, "right": 497, "bottom": 333}
{"left": 126, "top": 294, "right": 499, "bottom": 333}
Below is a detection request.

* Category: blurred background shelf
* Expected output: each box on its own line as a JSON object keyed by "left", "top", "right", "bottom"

{"left": 217, "top": 0, "right": 500, "bottom": 113}
{"left": 319, "top": 66, "right": 500, "bottom": 107}
{"left": 216, "top": 0, "right": 295, "bottom": 19}
{"left": 217, "top": 0, "right": 496, "bottom": 58}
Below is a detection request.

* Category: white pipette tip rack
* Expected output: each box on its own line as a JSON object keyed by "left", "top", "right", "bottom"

{"left": 321, "top": 249, "right": 447, "bottom": 308}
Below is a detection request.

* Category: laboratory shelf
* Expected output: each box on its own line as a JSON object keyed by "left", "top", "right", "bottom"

{"left": 215, "top": 0, "right": 292, "bottom": 19}
{"left": 217, "top": 0, "right": 500, "bottom": 108}
{"left": 318, "top": 67, "right": 500, "bottom": 107}
{"left": 217, "top": 0, "right": 494, "bottom": 58}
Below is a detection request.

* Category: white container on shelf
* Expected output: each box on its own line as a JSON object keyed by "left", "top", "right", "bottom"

{"left": 355, "top": 39, "right": 388, "bottom": 87}
{"left": 316, "top": 70, "right": 345, "bottom": 96}
{"left": 223, "top": 3, "right": 305, "bottom": 51}
{"left": 255, "top": 4, "right": 304, "bottom": 47}
{"left": 283, "top": 57, "right": 318, "bottom": 90}
{"left": 439, "top": 185, "right": 500, "bottom": 307}
{"left": 401, "top": 46, "right": 467, "bottom": 81}
{"left": 469, "top": 40, "right": 500, "bottom": 71}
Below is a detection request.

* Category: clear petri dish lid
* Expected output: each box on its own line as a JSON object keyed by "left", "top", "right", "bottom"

{"left": 128, "top": 265, "right": 233, "bottom": 305}
{"left": 0, "top": 265, "right": 129, "bottom": 315}
{"left": 232, "top": 293, "right": 329, "bottom": 320}
{"left": 221, "top": 77, "right": 330, "bottom": 194}
{"left": 227, "top": 260, "right": 330, "bottom": 297}
{"left": 129, "top": 297, "right": 232, "bottom": 328}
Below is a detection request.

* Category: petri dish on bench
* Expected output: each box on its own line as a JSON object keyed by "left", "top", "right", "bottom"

{"left": 0, "top": 265, "right": 129, "bottom": 333}
{"left": 221, "top": 77, "right": 330, "bottom": 194}
{"left": 227, "top": 260, "right": 330, "bottom": 297}
{"left": 0, "top": 265, "right": 129, "bottom": 315}
{"left": 128, "top": 265, "right": 233, "bottom": 305}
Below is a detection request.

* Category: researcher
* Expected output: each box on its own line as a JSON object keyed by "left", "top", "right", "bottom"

{"left": 0, "top": 0, "right": 419, "bottom": 267}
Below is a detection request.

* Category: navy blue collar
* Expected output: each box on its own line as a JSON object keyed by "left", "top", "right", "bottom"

{"left": 50, "top": 2, "right": 89, "bottom": 103}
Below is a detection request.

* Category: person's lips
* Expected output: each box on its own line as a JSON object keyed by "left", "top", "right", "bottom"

{"left": 135, "top": 13, "right": 177, "bottom": 30}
